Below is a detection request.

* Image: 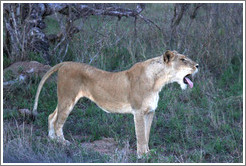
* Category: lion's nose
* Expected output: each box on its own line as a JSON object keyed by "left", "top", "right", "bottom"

{"left": 195, "top": 64, "right": 199, "bottom": 68}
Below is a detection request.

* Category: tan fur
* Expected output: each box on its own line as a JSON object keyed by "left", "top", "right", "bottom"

{"left": 33, "top": 50, "right": 198, "bottom": 158}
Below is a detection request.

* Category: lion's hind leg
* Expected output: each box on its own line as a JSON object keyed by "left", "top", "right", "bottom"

{"left": 53, "top": 94, "right": 82, "bottom": 145}
{"left": 48, "top": 106, "right": 58, "bottom": 140}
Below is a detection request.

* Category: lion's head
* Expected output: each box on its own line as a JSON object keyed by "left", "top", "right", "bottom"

{"left": 163, "top": 50, "right": 199, "bottom": 90}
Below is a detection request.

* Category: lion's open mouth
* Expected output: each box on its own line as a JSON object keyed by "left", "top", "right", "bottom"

{"left": 183, "top": 74, "right": 193, "bottom": 88}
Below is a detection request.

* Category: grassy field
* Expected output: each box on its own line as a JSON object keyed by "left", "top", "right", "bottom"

{"left": 3, "top": 3, "right": 243, "bottom": 163}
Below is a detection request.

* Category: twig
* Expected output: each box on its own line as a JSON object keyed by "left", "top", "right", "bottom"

{"left": 61, "top": 43, "right": 69, "bottom": 61}
{"left": 138, "top": 14, "right": 161, "bottom": 31}
{"left": 53, "top": 36, "right": 66, "bottom": 52}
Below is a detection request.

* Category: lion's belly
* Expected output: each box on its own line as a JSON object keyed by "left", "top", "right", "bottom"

{"left": 83, "top": 85, "right": 159, "bottom": 114}
{"left": 85, "top": 94, "right": 132, "bottom": 114}
{"left": 87, "top": 92, "right": 159, "bottom": 114}
{"left": 97, "top": 103, "right": 133, "bottom": 114}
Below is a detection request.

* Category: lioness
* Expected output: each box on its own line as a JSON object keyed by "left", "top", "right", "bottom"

{"left": 33, "top": 50, "right": 198, "bottom": 157}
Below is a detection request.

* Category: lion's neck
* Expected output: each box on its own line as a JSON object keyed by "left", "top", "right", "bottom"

{"left": 145, "top": 56, "right": 173, "bottom": 92}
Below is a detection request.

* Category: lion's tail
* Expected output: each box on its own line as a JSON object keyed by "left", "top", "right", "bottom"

{"left": 32, "top": 63, "right": 66, "bottom": 117}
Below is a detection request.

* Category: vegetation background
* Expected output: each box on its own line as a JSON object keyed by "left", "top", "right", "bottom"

{"left": 2, "top": 3, "right": 244, "bottom": 163}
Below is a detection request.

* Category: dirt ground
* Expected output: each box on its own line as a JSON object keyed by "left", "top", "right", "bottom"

{"left": 81, "top": 137, "right": 118, "bottom": 155}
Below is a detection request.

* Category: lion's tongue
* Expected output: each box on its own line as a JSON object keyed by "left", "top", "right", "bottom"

{"left": 185, "top": 77, "right": 193, "bottom": 88}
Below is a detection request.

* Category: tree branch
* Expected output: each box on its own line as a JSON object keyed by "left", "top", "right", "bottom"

{"left": 4, "top": 3, "right": 148, "bottom": 64}
{"left": 190, "top": 4, "right": 204, "bottom": 19}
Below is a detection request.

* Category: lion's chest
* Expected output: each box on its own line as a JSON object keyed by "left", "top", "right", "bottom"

{"left": 143, "top": 93, "right": 160, "bottom": 113}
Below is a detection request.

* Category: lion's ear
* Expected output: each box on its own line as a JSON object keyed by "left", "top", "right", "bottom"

{"left": 163, "top": 50, "right": 175, "bottom": 63}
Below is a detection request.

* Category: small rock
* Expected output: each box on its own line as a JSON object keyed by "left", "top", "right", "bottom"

{"left": 18, "top": 109, "right": 32, "bottom": 116}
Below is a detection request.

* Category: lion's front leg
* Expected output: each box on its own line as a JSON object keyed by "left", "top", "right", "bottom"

{"left": 134, "top": 112, "right": 149, "bottom": 158}
{"left": 144, "top": 111, "right": 155, "bottom": 151}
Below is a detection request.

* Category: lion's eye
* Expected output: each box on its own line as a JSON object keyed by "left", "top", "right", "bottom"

{"left": 181, "top": 58, "right": 185, "bottom": 62}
